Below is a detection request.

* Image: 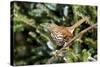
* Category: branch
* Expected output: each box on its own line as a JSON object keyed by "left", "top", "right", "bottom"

{"left": 63, "top": 23, "right": 97, "bottom": 48}
{"left": 47, "top": 23, "right": 97, "bottom": 64}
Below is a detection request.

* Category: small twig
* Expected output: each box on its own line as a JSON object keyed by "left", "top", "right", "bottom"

{"left": 47, "top": 56, "right": 56, "bottom": 64}
{"left": 47, "top": 23, "right": 97, "bottom": 64}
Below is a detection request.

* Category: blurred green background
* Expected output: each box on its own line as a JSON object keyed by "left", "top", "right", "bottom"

{"left": 11, "top": 1, "right": 97, "bottom": 66}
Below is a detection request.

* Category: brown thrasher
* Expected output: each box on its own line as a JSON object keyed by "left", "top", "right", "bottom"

{"left": 47, "top": 17, "right": 89, "bottom": 46}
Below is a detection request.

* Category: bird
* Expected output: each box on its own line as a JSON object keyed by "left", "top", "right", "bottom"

{"left": 47, "top": 17, "right": 88, "bottom": 46}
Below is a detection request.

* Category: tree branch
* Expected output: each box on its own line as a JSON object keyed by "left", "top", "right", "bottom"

{"left": 63, "top": 23, "right": 97, "bottom": 48}
{"left": 47, "top": 23, "right": 97, "bottom": 64}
